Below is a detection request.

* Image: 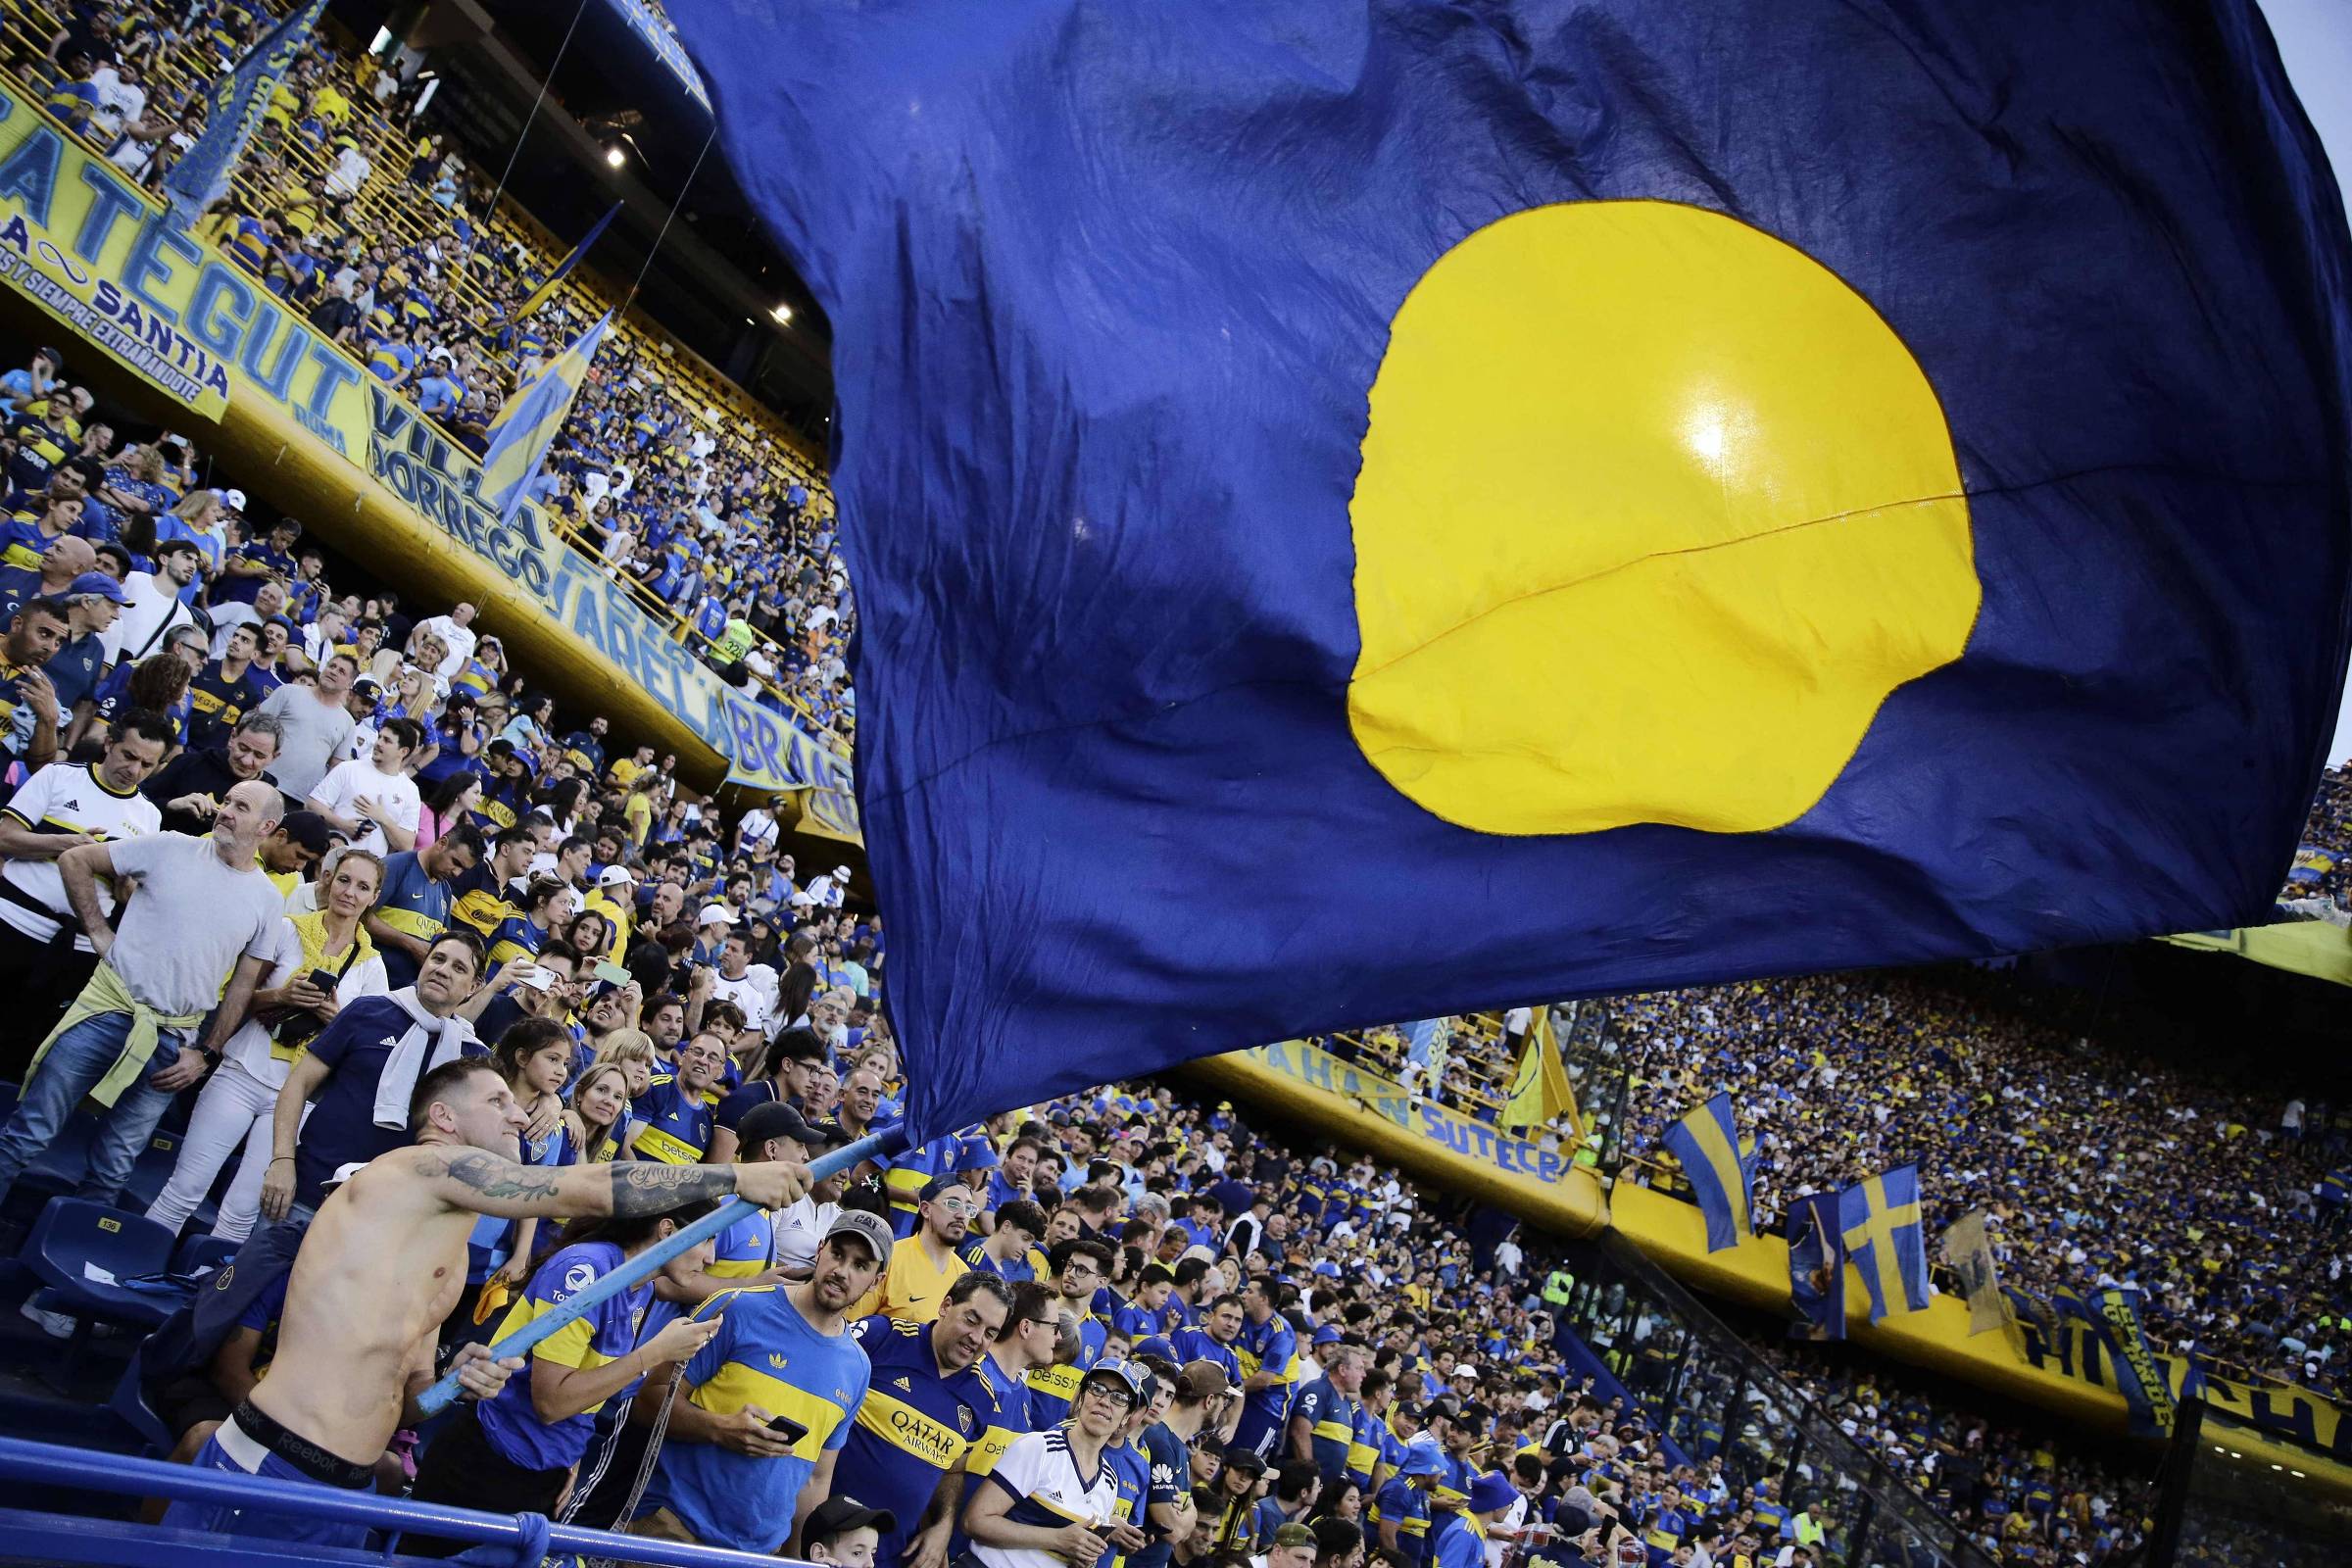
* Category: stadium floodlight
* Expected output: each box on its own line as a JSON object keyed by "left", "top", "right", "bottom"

{"left": 772, "top": 303, "right": 794, "bottom": 324}
{"left": 605, "top": 144, "right": 625, "bottom": 168}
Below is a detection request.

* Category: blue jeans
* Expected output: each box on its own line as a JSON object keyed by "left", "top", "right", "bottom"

{"left": 0, "top": 1010, "right": 182, "bottom": 1206}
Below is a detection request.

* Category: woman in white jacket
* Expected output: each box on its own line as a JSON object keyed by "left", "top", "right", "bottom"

{"left": 144, "top": 852, "right": 388, "bottom": 1242}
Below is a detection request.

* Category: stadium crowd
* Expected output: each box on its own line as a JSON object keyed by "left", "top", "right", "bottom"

{"left": 1599, "top": 968, "right": 2352, "bottom": 1402}
{"left": 6, "top": 0, "right": 858, "bottom": 742}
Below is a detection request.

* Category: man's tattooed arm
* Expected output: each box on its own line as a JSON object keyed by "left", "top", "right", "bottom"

{"left": 430, "top": 1150, "right": 738, "bottom": 1218}
{"left": 611, "top": 1160, "right": 742, "bottom": 1217}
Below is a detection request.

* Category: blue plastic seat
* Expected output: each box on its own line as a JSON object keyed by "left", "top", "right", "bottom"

{"left": 170, "top": 1233, "right": 239, "bottom": 1279}
{"left": 115, "top": 1130, "right": 189, "bottom": 1214}
{"left": 13, "top": 1111, "right": 100, "bottom": 1201}
{"left": 23, "top": 1200, "right": 180, "bottom": 1333}
{"left": 106, "top": 1348, "right": 173, "bottom": 1456}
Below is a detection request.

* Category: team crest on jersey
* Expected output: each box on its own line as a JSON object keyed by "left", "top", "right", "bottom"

{"left": 212, "top": 1265, "right": 235, "bottom": 1292}
{"left": 957, "top": 1406, "right": 974, "bottom": 1432}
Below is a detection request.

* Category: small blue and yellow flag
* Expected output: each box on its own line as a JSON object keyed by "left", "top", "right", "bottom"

{"left": 516, "top": 203, "right": 619, "bottom": 320}
{"left": 1660, "top": 1094, "right": 1750, "bottom": 1253}
{"left": 1838, "top": 1164, "right": 1932, "bottom": 1323}
{"left": 161, "top": 0, "right": 325, "bottom": 229}
{"left": 480, "top": 311, "right": 611, "bottom": 525}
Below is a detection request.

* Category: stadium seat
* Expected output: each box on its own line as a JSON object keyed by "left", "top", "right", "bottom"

{"left": 104, "top": 1350, "right": 172, "bottom": 1457}
{"left": 169, "top": 1234, "right": 238, "bottom": 1280}
{"left": 21, "top": 1201, "right": 182, "bottom": 1384}
{"left": 113, "top": 1133, "right": 188, "bottom": 1216}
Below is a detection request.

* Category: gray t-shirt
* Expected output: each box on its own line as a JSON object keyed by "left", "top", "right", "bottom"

{"left": 105, "top": 831, "right": 284, "bottom": 1016}
{"left": 255, "top": 683, "right": 358, "bottom": 802}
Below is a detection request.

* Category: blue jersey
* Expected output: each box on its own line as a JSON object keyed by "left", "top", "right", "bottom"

{"left": 1429, "top": 1511, "right": 1485, "bottom": 1568}
{"left": 1232, "top": 1312, "right": 1298, "bottom": 1454}
{"left": 842, "top": 1316, "right": 999, "bottom": 1568}
{"left": 1126, "top": 1419, "right": 1192, "bottom": 1568}
{"left": 370, "top": 850, "right": 451, "bottom": 988}
{"left": 1370, "top": 1479, "right": 1430, "bottom": 1557}
{"left": 631, "top": 1074, "right": 714, "bottom": 1165}
{"left": 952, "top": 1353, "right": 1035, "bottom": 1561}
{"left": 1098, "top": 1437, "right": 1152, "bottom": 1568}
{"left": 1290, "top": 1377, "right": 1361, "bottom": 1482}
{"left": 639, "top": 1285, "right": 870, "bottom": 1554}
{"left": 1167, "top": 1325, "right": 1242, "bottom": 1390}
{"left": 475, "top": 1242, "right": 656, "bottom": 1471}
{"left": 1027, "top": 1315, "right": 1107, "bottom": 1428}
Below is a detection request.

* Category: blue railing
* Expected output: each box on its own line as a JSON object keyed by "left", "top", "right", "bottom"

{"left": 0, "top": 1435, "right": 797, "bottom": 1567}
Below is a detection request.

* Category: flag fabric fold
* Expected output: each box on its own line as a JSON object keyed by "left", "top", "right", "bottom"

{"left": 668, "top": 0, "right": 2352, "bottom": 1138}
{"left": 162, "top": 0, "right": 327, "bottom": 229}
{"left": 1660, "top": 1094, "right": 1751, "bottom": 1253}
{"left": 480, "top": 312, "right": 612, "bottom": 525}
{"left": 1500, "top": 1006, "right": 1579, "bottom": 1134}
{"left": 1838, "top": 1164, "right": 1933, "bottom": 1323}
{"left": 1787, "top": 1193, "right": 1846, "bottom": 1342}
{"left": 1938, "top": 1210, "right": 2015, "bottom": 1338}
{"left": 516, "top": 203, "right": 620, "bottom": 320}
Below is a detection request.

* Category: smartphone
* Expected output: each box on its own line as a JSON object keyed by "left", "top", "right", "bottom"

{"left": 511, "top": 964, "right": 553, "bottom": 992}
{"left": 307, "top": 969, "right": 340, "bottom": 994}
{"left": 594, "top": 960, "right": 634, "bottom": 985}
{"left": 766, "top": 1412, "right": 810, "bottom": 1445}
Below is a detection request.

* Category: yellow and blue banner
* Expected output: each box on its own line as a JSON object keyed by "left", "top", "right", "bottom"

{"left": 1787, "top": 1193, "right": 1844, "bottom": 1343}
{"left": 1838, "top": 1164, "right": 1931, "bottom": 1323}
{"left": 482, "top": 311, "right": 611, "bottom": 524}
{"left": 517, "top": 203, "right": 619, "bottom": 319}
{"left": 1499, "top": 1006, "right": 1578, "bottom": 1135}
{"left": 2092, "top": 1286, "right": 2179, "bottom": 1438}
{"left": 161, "top": 0, "right": 326, "bottom": 228}
{"left": 1938, "top": 1210, "right": 2014, "bottom": 1339}
{"left": 1660, "top": 1094, "right": 1750, "bottom": 1253}
{"left": 669, "top": 0, "right": 2352, "bottom": 1137}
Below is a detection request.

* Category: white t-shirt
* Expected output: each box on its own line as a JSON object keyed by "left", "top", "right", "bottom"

{"left": 0, "top": 761, "right": 161, "bottom": 946}
{"left": 772, "top": 1196, "right": 842, "bottom": 1273}
{"left": 972, "top": 1429, "right": 1123, "bottom": 1568}
{"left": 308, "top": 757, "right": 421, "bottom": 857}
{"left": 103, "top": 572, "right": 196, "bottom": 666}
{"left": 708, "top": 967, "right": 776, "bottom": 1037}
{"left": 416, "top": 615, "right": 475, "bottom": 677}
{"left": 221, "top": 916, "right": 389, "bottom": 1088}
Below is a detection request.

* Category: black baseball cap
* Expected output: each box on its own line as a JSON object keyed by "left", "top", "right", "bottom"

{"left": 803, "top": 1495, "right": 897, "bottom": 1547}
{"left": 738, "top": 1100, "right": 841, "bottom": 1152}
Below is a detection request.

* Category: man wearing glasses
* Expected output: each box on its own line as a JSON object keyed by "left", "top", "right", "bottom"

{"left": 1025, "top": 1237, "right": 1115, "bottom": 1429}
{"left": 853, "top": 1174, "right": 978, "bottom": 1323}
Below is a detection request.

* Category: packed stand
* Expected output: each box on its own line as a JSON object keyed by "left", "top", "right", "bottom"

{"left": 1602, "top": 970, "right": 2352, "bottom": 1400}
{"left": 2, "top": 0, "right": 856, "bottom": 741}
{"left": 2276, "top": 764, "right": 2352, "bottom": 919}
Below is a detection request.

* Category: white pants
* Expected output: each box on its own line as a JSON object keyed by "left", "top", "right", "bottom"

{"left": 146, "top": 1057, "right": 282, "bottom": 1243}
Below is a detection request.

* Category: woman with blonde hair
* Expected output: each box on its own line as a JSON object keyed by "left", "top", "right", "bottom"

{"left": 592, "top": 1027, "right": 658, "bottom": 1156}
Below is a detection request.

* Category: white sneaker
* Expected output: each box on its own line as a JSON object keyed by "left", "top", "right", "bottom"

{"left": 18, "top": 1298, "right": 76, "bottom": 1338}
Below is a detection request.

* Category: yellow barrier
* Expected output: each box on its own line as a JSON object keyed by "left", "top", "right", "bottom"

{"left": 1186, "top": 1040, "right": 1609, "bottom": 1240}
{"left": 1610, "top": 1182, "right": 2352, "bottom": 1470}
{"left": 0, "top": 83, "right": 844, "bottom": 796}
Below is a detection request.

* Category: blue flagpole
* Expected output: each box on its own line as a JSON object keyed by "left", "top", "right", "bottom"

{"left": 416, "top": 1126, "right": 906, "bottom": 1417}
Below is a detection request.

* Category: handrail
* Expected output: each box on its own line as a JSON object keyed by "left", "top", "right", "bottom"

{"left": 1592, "top": 1233, "right": 2002, "bottom": 1568}
{"left": 0, "top": 1435, "right": 792, "bottom": 1568}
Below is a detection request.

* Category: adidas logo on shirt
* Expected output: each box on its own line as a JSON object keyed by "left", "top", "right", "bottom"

{"left": 894, "top": 1376, "right": 912, "bottom": 1393}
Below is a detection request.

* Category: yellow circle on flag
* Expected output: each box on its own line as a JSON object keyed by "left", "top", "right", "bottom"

{"left": 1347, "top": 200, "right": 1981, "bottom": 836}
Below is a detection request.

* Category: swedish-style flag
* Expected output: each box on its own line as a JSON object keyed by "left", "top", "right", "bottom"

{"left": 670, "top": 0, "right": 2352, "bottom": 1136}
{"left": 1838, "top": 1164, "right": 1932, "bottom": 1323}
{"left": 1660, "top": 1095, "right": 1750, "bottom": 1253}
{"left": 481, "top": 312, "right": 611, "bottom": 525}
{"left": 516, "top": 203, "right": 620, "bottom": 320}
{"left": 161, "top": 0, "right": 326, "bottom": 228}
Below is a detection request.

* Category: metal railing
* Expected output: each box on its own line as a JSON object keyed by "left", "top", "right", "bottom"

{"left": 0, "top": 1433, "right": 793, "bottom": 1567}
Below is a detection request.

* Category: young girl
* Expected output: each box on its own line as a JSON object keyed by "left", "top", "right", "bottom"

{"left": 416, "top": 771, "right": 481, "bottom": 851}
{"left": 476, "top": 1020, "right": 583, "bottom": 1301}
{"left": 489, "top": 873, "right": 573, "bottom": 968}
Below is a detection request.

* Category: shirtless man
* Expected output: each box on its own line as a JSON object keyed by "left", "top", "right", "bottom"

{"left": 163, "top": 1054, "right": 808, "bottom": 1548}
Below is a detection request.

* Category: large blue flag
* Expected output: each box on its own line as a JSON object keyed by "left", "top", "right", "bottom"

{"left": 1660, "top": 1094, "right": 1751, "bottom": 1253}
{"left": 672, "top": 0, "right": 2352, "bottom": 1137}
{"left": 1838, "top": 1164, "right": 1933, "bottom": 1323}
{"left": 161, "top": 0, "right": 326, "bottom": 229}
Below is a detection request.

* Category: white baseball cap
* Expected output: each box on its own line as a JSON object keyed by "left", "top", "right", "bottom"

{"left": 698, "top": 902, "right": 737, "bottom": 926}
{"left": 597, "top": 864, "right": 637, "bottom": 889}
{"left": 222, "top": 488, "right": 247, "bottom": 511}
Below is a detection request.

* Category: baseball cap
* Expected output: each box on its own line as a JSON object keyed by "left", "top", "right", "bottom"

{"left": 1398, "top": 1444, "right": 1445, "bottom": 1479}
{"left": 221, "top": 488, "right": 246, "bottom": 511}
{"left": 1272, "top": 1524, "right": 1316, "bottom": 1551}
{"left": 1453, "top": 1361, "right": 1480, "bottom": 1377}
{"left": 824, "top": 1208, "right": 894, "bottom": 1264}
{"left": 738, "top": 1100, "right": 838, "bottom": 1153}
{"left": 1311, "top": 1324, "right": 1344, "bottom": 1348}
{"left": 597, "top": 864, "right": 637, "bottom": 888}
{"left": 352, "top": 674, "right": 382, "bottom": 696}
{"left": 698, "top": 902, "right": 737, "bottom": 926}
{"left": 955, "top": 1136, "right": 1001, "bottom": 1172}
{"left": 1083, "top": 1357, "right": 1155, "bottom": 1408}
{"left": 1222, "top": 1445, "right": 1268, "bottom": 1476}
{"left": 66, "top": 571, "right": 129, "bottom": 605}
{"left": 802, "top": 1495, "right": 898, "bottom": 1547}
{"left": 1133, "top": 1334, "right": 1177, "bottom": 1363}
{"left": 276, "top": 811, "right": 333, "bottom": 855}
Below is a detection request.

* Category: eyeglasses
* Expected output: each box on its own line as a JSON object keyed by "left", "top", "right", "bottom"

{"left": 1079, "top": 1385, "right": 1136, "bottom": 1409}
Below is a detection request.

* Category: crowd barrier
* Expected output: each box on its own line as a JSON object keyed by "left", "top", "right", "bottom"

{"left": 0, "top": 1434, "right": 795, "bottom": 1567}
{"left": 0, "top": 80, "right": 848, "bottom": 802}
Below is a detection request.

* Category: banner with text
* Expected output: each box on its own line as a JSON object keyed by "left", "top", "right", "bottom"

{"left": 0, "top": 81, "right": 843, "bottom": 796}
{"left": 1245, "top": 1039, "right": 1570, "bottom": 1187}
